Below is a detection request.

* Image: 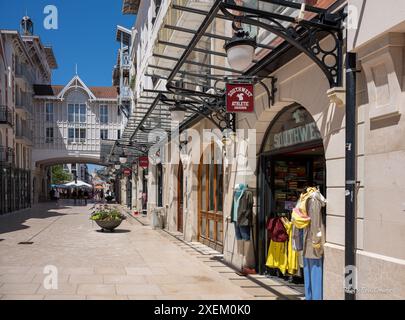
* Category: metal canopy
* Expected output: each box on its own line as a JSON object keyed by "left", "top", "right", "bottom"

{"left": 118, "top": 0, "right": 344, "bottom": 161}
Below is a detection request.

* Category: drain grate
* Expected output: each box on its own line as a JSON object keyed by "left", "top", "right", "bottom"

{"left": 18, "top": 241, "right": 34, "bottom": 245}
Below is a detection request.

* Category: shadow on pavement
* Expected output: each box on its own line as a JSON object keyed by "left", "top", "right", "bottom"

{"left": 0, "top": 203, "right": 68, "bottom": 235}
{"left": 95, "top": 229, "right": 131, "bottom": 234}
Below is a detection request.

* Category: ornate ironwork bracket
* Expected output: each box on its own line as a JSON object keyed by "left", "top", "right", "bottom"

{"left": 220, "top": 1, "right": 344, "bottom": 88}
{"left": 163, "top": 86, "right": 234, "bottom": 131}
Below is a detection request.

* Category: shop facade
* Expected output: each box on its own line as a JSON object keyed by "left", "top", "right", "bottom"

{"left": 116, "top": 0, "right": 405, "bottom": 299}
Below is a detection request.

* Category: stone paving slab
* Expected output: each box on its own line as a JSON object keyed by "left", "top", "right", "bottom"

{"left": 1, "top": 295, "right": 45, "bottom": 300}
{"left": 0, "top": 201, "right": 302, "bottom": 300}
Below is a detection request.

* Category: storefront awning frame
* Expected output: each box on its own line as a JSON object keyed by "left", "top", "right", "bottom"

{"left": 120, "top": 0, "right": 344, "bottom": 158}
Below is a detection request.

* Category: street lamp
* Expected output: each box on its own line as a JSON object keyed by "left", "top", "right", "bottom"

{"left": 169, "top": 102, "right": 186, "bottom": 123}
{"left": 224, "top": 28, "right": 256, "bottom": 72}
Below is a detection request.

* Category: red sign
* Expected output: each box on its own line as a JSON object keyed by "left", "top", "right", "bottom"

{"left": 123, "top": 168, "right": 132, "bottom": 176}
{"left": 139, "top": 156, "right": 149, "bottom": 168}
{"left": 226, "top": 83, "right": 254, "bottom": 113}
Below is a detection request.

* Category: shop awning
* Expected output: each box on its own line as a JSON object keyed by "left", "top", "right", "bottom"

{"left": 115, "top": 0, "right": 344, "bottom": 162}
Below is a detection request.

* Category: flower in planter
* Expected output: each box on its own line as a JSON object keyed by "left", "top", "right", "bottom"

{"left": 90, "top": 208, "right": 126, "bottom": 222}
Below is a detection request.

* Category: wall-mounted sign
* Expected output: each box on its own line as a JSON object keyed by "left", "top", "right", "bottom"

{"left": 273, "top": 122, "right": 321, "bottom": 149}
{"left": 226, "top": 83, "right": 254, "bottom": 113}
{"left": 139, "top": 156, "right": 149, "bottom": 168}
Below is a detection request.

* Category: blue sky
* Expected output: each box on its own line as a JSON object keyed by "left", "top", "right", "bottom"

{"left": 0, "top": 1, "right": 136, "bottom": 174}
{"left": 0, "top": 0, "right": 135, "bottom": 86}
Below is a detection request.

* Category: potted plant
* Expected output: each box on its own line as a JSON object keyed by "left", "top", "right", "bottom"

{"left": 90, "top": 207, "right": 126, "bottom": 232}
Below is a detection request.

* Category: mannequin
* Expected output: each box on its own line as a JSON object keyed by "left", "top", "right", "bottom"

{"left": 231, "top": 184, "right": 252, "bottom": 240}
{"left": 301, "top": 187, "right": 327, "bottom": 300}
{"left": 231, "top": 183, "right": 254, "bottom": 274}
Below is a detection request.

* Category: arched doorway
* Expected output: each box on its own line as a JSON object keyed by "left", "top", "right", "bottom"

{"left": 198, "top": 143, "right": 224, "bottom": 252}
{"left": 257, "top": 104, "right": 326, "bottom": 276}
{"left": 177, "top": 162, "right": 184, "bottom": 233}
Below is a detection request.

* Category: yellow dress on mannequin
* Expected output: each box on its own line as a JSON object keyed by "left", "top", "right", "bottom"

{"left": 265, "top": 218, "right": 299, "bottom": 276}
{"left": 266, "top": 217, "right": 289, "bottom": 275}
{"left": 283, "top": 219, "right": 299, "bottom": 275}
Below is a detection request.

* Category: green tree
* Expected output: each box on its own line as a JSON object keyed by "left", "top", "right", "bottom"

{"left": 51, "top": 165, "right": 72, "bottom": 184}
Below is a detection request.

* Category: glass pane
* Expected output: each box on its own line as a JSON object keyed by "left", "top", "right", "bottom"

{"left": 68, "top": 104, "right": 74, "bottom": 122}
{"left": 201, "top": 164, "right": 206, "bottom": 211}
{"left": 209, "top": 220, "right": 214, "bottom": 240}
{"left": 80, "top": 104, "right": 86, "bottom": 122}
{"left": 80, "top": 129, "right": 86, "bottom": 141}
{"left": 216, "top": 164, "right": 223, "bottom": 212}
{"left": 74, "top": 105, "right": 79, "bottom": 122}
{"left": 217, "top": 221, "right": 222, "bottom": 243}
{"left": 201, "top": 216, "right": 206, "bottom": 238}
{"left": 209, "top": 165, "right": 214, "bottom": 211}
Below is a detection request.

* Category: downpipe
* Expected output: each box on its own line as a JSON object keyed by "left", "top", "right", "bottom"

{"left": 345, "top": 52, "right": 357, "bottom": 300}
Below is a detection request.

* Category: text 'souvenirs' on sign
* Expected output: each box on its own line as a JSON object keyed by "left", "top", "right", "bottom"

{"left": 226, "top": 83, "right": 254, "bottom": 113}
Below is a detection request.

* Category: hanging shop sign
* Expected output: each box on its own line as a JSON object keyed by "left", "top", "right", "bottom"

{"left": 123, "top": 168, "right": 132, "bottom": 176}
{"left": 226, "top": 83, "right": 254, "bottom": 113}
{"left": 139, "top": 156, "right": 149, "bottom": 168}
{"left": 273, "top": 122, "right": 322, "bottom": 149}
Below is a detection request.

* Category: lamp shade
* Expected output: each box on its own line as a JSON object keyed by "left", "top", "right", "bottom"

{"left": 114, "top": 164, "right": 121, "bottom": 170}
{"left": 170, "top": 104, "right": 186, "bottom": 123}
{"left": 119, "top": 156, "right": 127, "bottom": 164}
{"left": 225, "top": 37, "right": 256, "bottom": 72}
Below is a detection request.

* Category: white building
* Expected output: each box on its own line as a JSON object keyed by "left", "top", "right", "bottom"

{"left": 0, "top": 16, "right": 57, "bottom": 213}
{"left": 32, "top": 75, "right": 123, "bottom": 202}
{"left": 115, "top": 0, "right": 405, "bottom": 300}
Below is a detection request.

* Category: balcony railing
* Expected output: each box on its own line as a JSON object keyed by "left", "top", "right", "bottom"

{"left": 15, "top": 92, "right": 33, "bottom": 114}
{"left": 15, "top": 125, "right": 33, "bottom": 142}
{"left": 0, "top": 147, "right": 14, "bottom": 164}
{"left": 0, "top": 106, "right": 13, "bottom": 126}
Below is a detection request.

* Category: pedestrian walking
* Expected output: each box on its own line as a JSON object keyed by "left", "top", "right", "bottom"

{"left": 78, "top": 189, "right": 83, "bottom": 205}
{"left": 49, "top": 188, "right": 55, "bottom": 201}
{"left": 83, "top": 190, "right": 89, "bottom": 205}
{"left": 72, "top": 188, "right": 77, "bottom": 205}
{"left": 54, "top": 189, "right": 60, "bottom": 205}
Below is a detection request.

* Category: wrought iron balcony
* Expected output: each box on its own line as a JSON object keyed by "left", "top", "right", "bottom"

{"left": 0, "top": 106, "right": 13, "bottom": 126}
{"left": 0, "top": 147, "right": 14, "bottom": 164}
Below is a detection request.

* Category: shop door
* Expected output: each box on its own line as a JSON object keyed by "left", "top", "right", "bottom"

{"left": 177, "top": 163, "right": 183, "bottom": 233}
{"left": 198, "top": 161, "right": 224, "bottom": 252}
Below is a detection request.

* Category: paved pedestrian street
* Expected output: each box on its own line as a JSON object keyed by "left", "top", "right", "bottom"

{"left": 0, "top": 201, "right": 303, "bottom": 300}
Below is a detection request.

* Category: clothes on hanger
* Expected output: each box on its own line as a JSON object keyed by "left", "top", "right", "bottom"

{"left": 265, "top": 216, "right": 300, "bottom": 276}
{"left": 303, "top": 189, "right": 327, "bottom": 259}
{"left": 295, "top": 187, "right": 327, "bottom": 300}
{"left": 304, "top": 258, "right": 323, "bottom": 300}
{"left": 231, "top": 184, "right": 253, "bottom": 241}
{"left": 266, "top": 236, "right": 288, "bottom": 275}
{"left": 282, "top": 218, "right": 299, "bottom": 276}
{"left": 297, "top": 187, "right": 319, "bottom": 216}
{"left": 266, "top": 217, "right": 288, "bottom": 242}
{"left": 231, "top": 184, "right": 247, "bottom": 223}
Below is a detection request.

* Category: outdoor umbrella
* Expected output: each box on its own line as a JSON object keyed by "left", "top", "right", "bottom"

{"left": 62, "top": 180, "right": 93, "bottom": 189}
